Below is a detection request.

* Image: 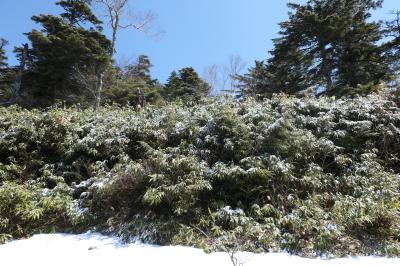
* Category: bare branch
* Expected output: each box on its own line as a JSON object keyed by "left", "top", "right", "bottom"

{"left": 226, "top": 55, "right": 246, "bottom": 93}
{"left": 94, "top": 0, "right": 161, "bottom": 54}
{"left": 203, "top": 55, "right": 246, "bottom": 95}
{"left": 203, "top": 64, "right": 220, "bottom": 95}
{"left": 72, "top": 64, "right": 109, "bottom": 111}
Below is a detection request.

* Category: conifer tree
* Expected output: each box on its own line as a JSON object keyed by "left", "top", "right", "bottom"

{"left": 102, "top": 55, "right": 162, "bottom": 107}
{"left": 235, "top": 61, "right": 269, "bottom": 97}
{"left": 57, "top": 0, "right": 102, "bottom": 26}
{"left": 266, "top": 40, "right": 313, "bottom": 95}
{"left": 25, "top": 0, "right": 112, "bottom": 106}
{"left": 124, "top": 55, "right": 154, "bottom": 85}
{"left": 240, "top": 0, "right": 386, "bottom": 97}
{"left": 332, "top": 0, "right": 386, "bottom": 94}
{"left": 164, "top": 67, "right": 211, "bottom": 100}
{"left": 382, "top": 11, "right": 400, "bottom": 81}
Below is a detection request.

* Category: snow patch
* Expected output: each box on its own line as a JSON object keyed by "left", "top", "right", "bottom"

{"left": 0, "top": 233, "right": 399, "bottom": 266}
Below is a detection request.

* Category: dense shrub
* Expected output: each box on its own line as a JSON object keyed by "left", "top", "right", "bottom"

{"left": 0, "top": 181, "right": 77, "bottom": 243}
{"left": 0, "top": 89, "right": 399, "bottom": 256}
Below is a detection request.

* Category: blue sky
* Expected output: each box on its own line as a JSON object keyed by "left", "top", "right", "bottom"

{"left": 1, "top": 0, "right": 399, "bottom": 83}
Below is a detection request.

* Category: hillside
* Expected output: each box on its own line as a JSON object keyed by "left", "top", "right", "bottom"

{"left": 0, "top": 89, "right": 399, "bottom": 257}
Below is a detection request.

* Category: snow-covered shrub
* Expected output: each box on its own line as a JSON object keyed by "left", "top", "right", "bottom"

{"left": 0, "top": 89, "right": 399, "bottom": 256}
{"left": 0, "top": 181, "right": 76, "bottom": 243}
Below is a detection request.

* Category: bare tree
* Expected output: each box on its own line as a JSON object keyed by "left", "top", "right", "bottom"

{"left": 0, "top": 38, "right": 8, "bottom": 86}
{"left": 1, "top": 43, "right": 28, "bottom": 106}
{"left": 73, "top": 64, "right": 108, "bottom": 111}
{"left": 203, "top": 64, "right": 220, "bottom": 95}
{"left": 220, "top": 65, "right": 230, "bottom": 93}
{"left": 94, "top": 0, "right": 159, "bottom": 55}
{"left": 222, "top": 238, "right": 247, "bottom": 266}
{"left": 191, "top": 224, "right": 248, "bottom": 266}
{"left": 10, "top": 43, "right": 29, "bottom": 104}
{"left": 226, "top": 55, "right": 246, "bottom": 94}
{"left": 0, "top": 38, "right": 8, "bottom": 67}
{"left": 203, "top": 55, "right": 246, "bottom": 95}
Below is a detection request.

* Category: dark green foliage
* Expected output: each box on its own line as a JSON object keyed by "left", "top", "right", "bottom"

{"left": 0, "top": 181, "right": 76, "bottom": 244}
{"left": 382, "top": 11, "right": 400, "bottom": 81}
{"left": 57, "top": 0, "right": 102, "bottom": 27}
{"left": 240, "top": 0, "right": 388, "bottom": 98}
{"left": 164, "top": 68, "right": 211, "bottom": 100}
{"left": 266, "top": 43, "right": 313, "bottom": 95}
{"left": 88, "top": 90, "right": 400, "bottom": 256}
{"left": 22, "top": 0, "right": 112, "bottom": 107}
{"left": 332, "top": 2, "right": 386, "bottom": 91}
{"left": 103, "top": 80, "right": 163, "bottom": 106}
{"left": 2, "top": 1, "right": 400, "bottom": 256}
{"left": 102, "top": 55, "right": 163, "bottom": 106}
{"left": 235, "top": 61, "right": 270, "bottom": 98}
{"left": 1, "top": 90, "right": 399, "bottom": 256}
{"left": 123, "top": 55, "right": 157, "bottom": 86}
{"left": 199, "top": 107, "right": 253, "bottom": 165}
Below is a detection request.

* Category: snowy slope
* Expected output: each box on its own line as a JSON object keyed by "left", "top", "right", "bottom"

{"left": 0, "top": 233, "right": 399, "bottom": 266}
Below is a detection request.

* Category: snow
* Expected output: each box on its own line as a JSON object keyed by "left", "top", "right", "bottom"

{"left": 0, "top": 233, "right": 399, "bottom": 266}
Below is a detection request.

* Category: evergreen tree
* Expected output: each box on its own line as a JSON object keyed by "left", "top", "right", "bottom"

{"left": 164, "top": 67, "right": 211, "bottom": 100}
{"left": 235, "top": 61, "right": 269, "bottom": 97}
{"left": 102, "top": 79, "right": 163, "bottom": 107}
{"left": 25, "top": 0, "right": 112, "bottom": 106}
{"left": 102, "top": 55, "right": 163, "bottom": 107}
{"left": 124, "top": 55, "right": 155, "bottom": 85}
{"left": 103, "top": 63, "right": 163, "bottom": 107}
{"left": 266, "top": 40, "right": 314, "bottom": 95}
{"left": 240, "top": 0, "right": 386, "bottom": 98}
{"left": 382, "top": 11, "right": 400, "bottom": 82}
{"left": 164, "top": 70, "right": 180, "bottom": 89}
{"left": 57, "top": 0, "right": 102, "bottom": 27}
{"left": 332, "top": 0, "right": 386, "bottom": 94}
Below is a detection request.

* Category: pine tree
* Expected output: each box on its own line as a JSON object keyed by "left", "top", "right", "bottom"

{"left": 164, "top": 67, "right": 211, "bottom": 100}
{"left": 25, "top": 0, "right": 112, "bottom": 106}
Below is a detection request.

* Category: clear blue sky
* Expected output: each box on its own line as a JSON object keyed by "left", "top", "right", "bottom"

{"left": 1, "top": 0, "right": 399, "bottom": 83}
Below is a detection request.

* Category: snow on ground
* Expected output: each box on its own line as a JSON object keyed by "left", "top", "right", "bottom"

{"left": 0, "top": 233, "right": 399, "bottom": 266}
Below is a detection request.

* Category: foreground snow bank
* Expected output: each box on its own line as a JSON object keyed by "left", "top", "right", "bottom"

{"left": 0, "top": 233, "right": 399, "bottom": 266}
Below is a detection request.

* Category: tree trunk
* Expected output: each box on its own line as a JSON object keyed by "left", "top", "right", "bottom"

{"left": 320, "top": 44, "right": 333, "bottom": 90}
{"left": 11, "top": 43, "right": 28, "bottom": 104}
{"left": 111, "top": 16, "right": 119, "bottom": 56}
{"left": 137, "top": 88, "right": 146, "bottom": 108}
{"left": 94, "top": 73, "right": 104, "bottom": 111}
